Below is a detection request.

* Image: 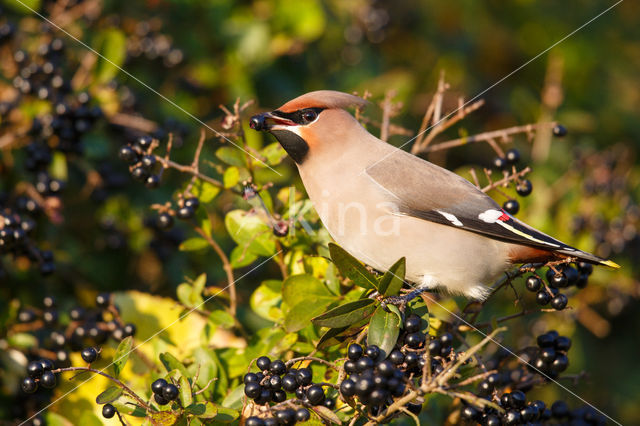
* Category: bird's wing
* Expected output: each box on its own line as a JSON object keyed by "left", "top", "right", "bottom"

{"left": 365, "top": 151, "right": 580, "bottom": 254}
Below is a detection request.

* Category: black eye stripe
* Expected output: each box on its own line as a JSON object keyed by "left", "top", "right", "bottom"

{"left": 273, "top": 107, "right": 324, "bottom": 125}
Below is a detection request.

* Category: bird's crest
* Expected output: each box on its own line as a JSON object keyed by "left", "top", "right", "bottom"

{"left": 278, "top": 90, "right": 368, "bottom": 113}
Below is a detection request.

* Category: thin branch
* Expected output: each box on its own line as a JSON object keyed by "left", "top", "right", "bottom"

{"left": 52, "top": 367, "right": 155, "bottom": 413}
{"left": 417, "top": 122, "right": 557, "bottom": 154}
{"left": 193, "top": 224, "right": 237, "bottom": 316}
{"left": 481, "top": 167, "right": 531, "bottom": 193}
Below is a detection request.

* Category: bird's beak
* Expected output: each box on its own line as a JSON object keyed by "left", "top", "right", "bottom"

{"left": 249, "top": 111, "right": 296, "bottom": 132}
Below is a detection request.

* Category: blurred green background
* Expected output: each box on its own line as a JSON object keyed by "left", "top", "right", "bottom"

{"left": 2, "top": 0, "right": 639, "bottom": 423}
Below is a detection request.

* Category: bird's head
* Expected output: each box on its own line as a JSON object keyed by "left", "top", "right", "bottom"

{"left": 250, "top": 90, "right": 368, "bottom": 164}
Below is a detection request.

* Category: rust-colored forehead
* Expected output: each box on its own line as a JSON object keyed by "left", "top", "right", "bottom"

{"left": 278, "top": 90, "right": 368, "bottom": 113}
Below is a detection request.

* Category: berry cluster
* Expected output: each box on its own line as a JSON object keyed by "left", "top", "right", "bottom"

{"left": 338, "top": 314, "right": 438, "bottom": 418}
{"left": 490, "top": 148, "right": 532, "bottom": 216}
{"left": 14, "top": 292, "right": 136, "bottom": 368}
{"left": 0, "top": 210, "right": 53, "bottom": 275}
{"left": 527, "top": 331, "right": 571, "bottom": 379}
{"left": 125, "top": 19, "right": 184, "bottom": 68}
{"left": 118, "top": 136, "right": 164, "bottom": 189}
{"left": 462, "top": 389, "right": 551, "bottom": 425}
{"left": 524, "top": 262, "right": 593, "bottom": 310}
{"left": 340, "top": 342, "right": 421, "bottom": 417}
{"left": 243, "top": 356, "right": 326, "bottom": 425}
{"left": 21, "top": 359, "right": 57, "bottom": 395}
{"left": 150, "top": 378, "right": 180, "bottom": 406}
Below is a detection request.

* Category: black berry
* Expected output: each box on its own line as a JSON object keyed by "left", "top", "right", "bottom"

{"left": 296, "top": 408, "right": 310, "bottom": 422}
{"left": 536, "top": 290, "right": 551, "bottom": 306}
{"left": 526, "top": 276, "right": 542, "bottom": 292}
{"left": 27, "top": 361, "right": 44, "bottom": 378}
{"left": 269, "top": 360, "right": 286, "bottom": 375}
{"left": 162, "top": 383, "right": 179, "bottom": 401}
{"left": 347, "top": 343, "right": 363, "bottom": 360}
{"left": 306, "top": 385, "right": 325, "bottom": 405}
{"left": 21, "top": 377, "right": 38, "bottom": 393}
{"left": 296, "top": 367, "right": 313, "bottom": 386}
{"left": 244, "top": 382, "right": 261, "bottom": 399}
{"left": 152, "top": 378, "right": 168, "bottom": 394}
{"left": 493, "top": 157, "right": 507, "bottom": 170}
{"left": 553, "top": 124, "right": 567, "bottom": 137}
{"left": 157, "top": 213, "right": 174, "bottom": 230}
{"left": 404, "top": 314, "right": 421, "bottom": 333}
{"left": 102, "top": 403, "right": 116, "bottom": 419}
{"left": 365, "top": 345, "right": 380, "bottom": 360}
{"left": 256, "top": 356, "right": 270, "bottom": 371}
{"left": 96, "top": 292, "right": 111, "bottom": 307}
{"left": 516, "top": 179, "right": 533, "bottom": 196}
{"left": 245, "top": 417, "right": 265, "bottom": 426}
{"left": 503, "top": 199, "right": 520, "bottom": 215}
{"left": 40, "top": 371, "right": 56, "bottom": 389}
{"left": 551, "top": 294, "right": 568, "bottom": 310}
{"left": 81, "top": 347, "right": 98, "bottom": 363}
{"left": 340, "top": 378, "right": 356, "bottom": 397}
{"left": 177, "top": 206, "right": 194, "bottom": 220}
{"left": 505, "top": 148, "right": 520, "bottom": 164}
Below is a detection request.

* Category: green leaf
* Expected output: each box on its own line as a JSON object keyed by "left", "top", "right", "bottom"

{"left": 111, "top": 401, "right": 146, "bottom": 417}
{"left": 179, "top": 375, "right": 192, "bottom": 407}
{"left": 284, "top": 301, "right": 332, "bottom": 333}
{"left": 150, "top": 411, "right": 180, "bottom": 425}
{"left": 216, "top": 146, "right": 246, "bottom": 167}
{"left": 159, "top": 352, "right": 189, "bottom": 376}
{"left": 313, "top": 405, "right": 342, "bottom": 424}
{"left": 367, "top": 306, "right": 401, "bottom": 359}
{"left": 49, "top": 152, "right": 67, "bottom": 181}
{"left": 407, "top": 297, "right": 430, "bottom": 334}
{"left": 316, "top": 326, "right": 349, "bottom": 349}
{"left": 112, "top": 336, "right": 132, "bottom": 378}
{"left": 4, "top": 0, "right": 42, "bottom": 14}
{"left": 208, "top": 310, "right": 235, "bottom": 328}
{"left": 261, "top": 142, "right": 286, "bottom": 165}
{"left": 377, "top": 257, "right": 406, "bottom": 296}
{"left": 210, "top": 406, "right": 239, "bottom": 423}
{"left": 179, "top": 237, "right": 209, "bottom": 251}
{"left": 225, "top": 210, "right": 276, "bottom": 256}
{"left": 312, "top": 299, "right": 376, "bottom": 328}
{"left": 94, "top": 29, "right": 127, "bottom": 84}
{"left": 190, "top": 180, "right": 220, "bottom": 203}
{"left": 7, "top": 332, "right": 38, "bottom": 349}
{"left": 230, "top": 245, "right": 258, "bottom": 268}
{"left": 282, "top": 274, "right": 333, "bottom": 307}
{"left": 221, "top": 384, "right": 245, "bottom": 410}
{"left": 250, "top": 280, "right": 282, "bottom": 322}
{"left": 196, "top": 208, "right": 212, "bottom": 236}
{"left": 43, "top": 412, "right": 72, "bottom": 426}
{"left": 282, "top": 274, "right": 335, "bottom": 332}
{"left": 328, "top": 243, "right": 377, "bottom": 290}
{"left": 223, "top": 166, "right": 240, "bottom": 188}
{"left": 95, "top": 386, "right": 122, "bottom": 404}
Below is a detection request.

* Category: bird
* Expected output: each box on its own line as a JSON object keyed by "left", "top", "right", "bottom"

{"left": 249, "top": 90, "right": 619, "bottom": 300}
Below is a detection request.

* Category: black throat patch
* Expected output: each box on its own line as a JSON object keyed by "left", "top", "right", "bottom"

{"left": 270, "top": 130, "right": 309, "bottom": 164}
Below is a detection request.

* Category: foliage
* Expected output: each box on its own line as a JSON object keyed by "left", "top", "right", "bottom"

{"left": 1, "top": 1, "right": 639, "bottom": 425}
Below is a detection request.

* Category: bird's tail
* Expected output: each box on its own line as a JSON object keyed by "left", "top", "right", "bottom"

{"left": 555, "top": 247, "right": 620, "bottom": 269}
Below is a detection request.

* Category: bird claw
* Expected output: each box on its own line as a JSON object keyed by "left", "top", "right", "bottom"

{"left": 381, "top": 288, "right": 427, "bottom": 312}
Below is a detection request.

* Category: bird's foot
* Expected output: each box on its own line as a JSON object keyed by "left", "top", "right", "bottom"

{"left": 381, "top": 288, "right": 428, "bottom": 312}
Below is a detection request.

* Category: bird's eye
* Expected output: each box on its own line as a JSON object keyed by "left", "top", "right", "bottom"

{"left": 301, "top": 110, "right": 317, "bottom": 123}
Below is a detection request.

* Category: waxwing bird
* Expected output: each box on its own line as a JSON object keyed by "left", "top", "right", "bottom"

{"left": 250, "top": 90, "right": 619, "bottom": 300}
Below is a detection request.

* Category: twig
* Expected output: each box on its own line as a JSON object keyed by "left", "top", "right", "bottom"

{"left": 417, "top": 122, "right": 557, "bottom": 154}
{"left": 52, "top": 366, "right": 155, "bottom": 413}
{"left": 286, "top": 356, "right": 339, "bottom": 370}
{"left": 107, "top": 113, "right": 158, "bottom": 134}
{"left": 481, "top": 167, "right": 531, "bottom": 193}
{"left": 193, "top": 224, "right": 237, "bottom": 316}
